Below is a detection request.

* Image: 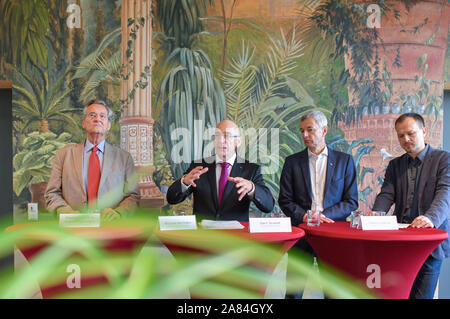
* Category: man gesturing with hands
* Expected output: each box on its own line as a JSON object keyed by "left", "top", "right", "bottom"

{"left": 167, "top": 120, "right": 274, "bottom": 221}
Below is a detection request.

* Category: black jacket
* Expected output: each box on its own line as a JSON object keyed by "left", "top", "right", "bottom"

{"left": 166, "top": 156, "right": 274, "bottom": 221}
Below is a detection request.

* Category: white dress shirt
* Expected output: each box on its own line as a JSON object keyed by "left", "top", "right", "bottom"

{"left": 308, "top": 146, "right": 328, "bottom": 212}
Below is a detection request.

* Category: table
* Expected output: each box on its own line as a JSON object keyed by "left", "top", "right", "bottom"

{"left": 6, "top": 221, "right": 151, "bottom": 298}
{"left": 299, "top": 221, "right": 448, "bottom": 299}
{"left": 154, "top": 221, "right": 305, "bottom": 298}
{"left": 156, "top": 222, "right": 303, "bottom": 251}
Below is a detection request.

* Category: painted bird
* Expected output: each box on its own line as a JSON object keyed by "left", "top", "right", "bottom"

{"left": 380, "top": 148, "right": 393, "bottom": 162}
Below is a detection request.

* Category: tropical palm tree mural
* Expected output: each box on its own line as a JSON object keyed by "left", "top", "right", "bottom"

{"left": 13, "top": 131, "right": 72, "bottom": 198}
{"left": 154, "top": 0, "right": 226, "bottom": 180}
{"left": 221, "top": 31, "right": 318, "bottom": 212}
{"left": 327, "top": 135, "right": 376, "bottom": 205}
{"left": 72, "top": 27, "right": 122, "bottom": 103}
{"left": 0, "top": 0, "right": 49, "bottom": 74}
{"left": 13, "top": 65, "right": 80, "bottom": 134}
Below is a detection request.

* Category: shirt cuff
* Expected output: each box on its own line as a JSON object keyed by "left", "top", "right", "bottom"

{"left": 180, "top": 177, "right": 191, "bottom": 192}
{"left": 247, "top": 182, "right": 255, "bottom": 197}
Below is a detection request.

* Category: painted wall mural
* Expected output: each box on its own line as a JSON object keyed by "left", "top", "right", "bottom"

{"left": 1, "top": 0, "right": 449, "bottom": 218}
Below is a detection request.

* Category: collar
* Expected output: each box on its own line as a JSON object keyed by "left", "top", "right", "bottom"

{"left": 84, "top": 139, "right": 105, "bottom": 154}
{"left": 407, "top": 144, "right": 429, "bottom": 163}
{"left": 215, "top": 153, "right": 236, "bottom": 166}
{"left": 307, "top": 146, "right": 328, "bottom": 160}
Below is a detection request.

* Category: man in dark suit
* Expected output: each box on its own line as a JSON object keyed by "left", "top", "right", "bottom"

{"left": 279, "top": 110, "right": 358, "bottom": 226}
{"left": 373, "top": 113, "right": 450, "bottom": 299}
{"left": 279, "top": 110, "right": 358, "bottom": 299}
{"left": 166, "top": 120, "right": 274, "bottom": 221}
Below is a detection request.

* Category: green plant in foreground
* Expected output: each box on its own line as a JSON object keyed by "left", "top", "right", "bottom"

{"left": 1, "top": 208, "right": 376, "bottom": 299}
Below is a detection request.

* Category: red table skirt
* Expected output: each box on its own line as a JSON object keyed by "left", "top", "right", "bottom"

{"left": 6, "top": 222, "right": 150, "bottom": 298}
{"left": 154, "top": 221, "right": 305, "bottom": 298}
{"left": 155, "top": 221, "right": 304, "bottom": 258}
{"left": 299, "top": 221, "right": 448, "bottom": 299}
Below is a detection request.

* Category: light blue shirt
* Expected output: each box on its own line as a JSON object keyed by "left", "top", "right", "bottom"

{"left": 82, "top": 139, "right": 105, "bottom": 196}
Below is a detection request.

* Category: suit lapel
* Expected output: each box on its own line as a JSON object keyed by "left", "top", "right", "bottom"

{"left": 73, "top": 143, "right": 85, "bottom": 194}
{"left": 221, "top": 157, "right": 241, "bottom": 207}
{"left": 299, "top": 150, "right": 312, "bottom": 200}
{"left": 324, "top": 149, "right": 335, "bottom": 199}
{"left": 206, "top": 159, "right": 218, "bottom": 210}
{"left": 415, "top": 146, "right": 433, "bottom": 211}
{"left": 98, "top": 142, "right": 113, "bottom": 195}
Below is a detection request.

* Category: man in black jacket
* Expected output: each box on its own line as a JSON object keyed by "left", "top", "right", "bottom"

{"left": 373, "top": 113, "right": 450, "bottom": 299}
{"left": 166, "top": 120, "right": 274, "bottom": 221}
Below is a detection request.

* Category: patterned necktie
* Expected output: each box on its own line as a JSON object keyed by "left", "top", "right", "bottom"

{"left": 218, "top": 162, "right": 230, "bottom": 206}
{"left": 88, "top": 145, "right": 101, "bottom": 206}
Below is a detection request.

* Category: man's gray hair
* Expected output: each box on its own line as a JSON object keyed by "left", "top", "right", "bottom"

{"left": 83, "top": 99, "right": 114, "bottom": 122}
{"left": 300, "top": 110, "right": 328, "bottom": 128}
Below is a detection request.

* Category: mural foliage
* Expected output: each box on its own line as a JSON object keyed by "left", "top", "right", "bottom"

{"left": 0, "top": 0, "right": 449, "bottom": 216}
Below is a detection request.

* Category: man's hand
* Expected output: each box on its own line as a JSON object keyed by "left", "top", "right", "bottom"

{"left": 101, "top": 208, "right": 121, "bottom": 221}
{"left": 320, "top": 214, "right": 334, "bottom": 223}
{"left": 182, "top": 166, "right": 209, "bottom": 187}
{"left": 227, "top": 176, "right": 254, "bottom": 201}
{"left": 410, "top": 215, "right": 434, "bottom": 228}
{"left": 302, "top": 212, "right": 335, "bottom": 223}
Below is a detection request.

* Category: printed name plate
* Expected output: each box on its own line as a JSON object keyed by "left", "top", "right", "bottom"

{"left": 59, "top": 213, "right": 100, "bottom": 228}
{"left": 27, "top": 203, "right": 38, "bottom": 221}
{"left": 249, "top": 217, "right": 292, "bottom": 233}
{"left": 159, "top": 215, "right": 197, "bottom": 231}
{"left": 359, "top": 216, "right": 399, "bottom": 230}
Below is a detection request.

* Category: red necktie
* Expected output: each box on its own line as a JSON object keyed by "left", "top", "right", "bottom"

{"left": 88, "top": 145, "right": 101, "bottom": 206}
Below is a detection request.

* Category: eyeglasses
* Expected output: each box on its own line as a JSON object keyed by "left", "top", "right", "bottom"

{"left": 214, "top": 133, "right": 239, "bottom": 140}
{"left": 85, "top": 99, "right": 112, "bottom": 121}
{"left": 87, "top": 112, "right": 108, "bottom": 120}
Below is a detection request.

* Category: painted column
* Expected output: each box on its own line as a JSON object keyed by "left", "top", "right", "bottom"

{"left": 120, "top": 0, "right": 164, "bottom": 206}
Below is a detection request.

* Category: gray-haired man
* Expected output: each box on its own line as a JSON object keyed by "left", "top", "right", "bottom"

{"left": 45, "top": 99, "right": 140, "bottom": 220}
{"left": 279, "top": 110, "right": 358, "bottom": 226}
{"left": 279, "top": 110, "right": 358, "bottom": 298}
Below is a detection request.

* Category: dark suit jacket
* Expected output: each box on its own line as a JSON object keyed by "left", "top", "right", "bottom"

{"left": 373, "top": 145, "right": 450, "bottom": 259}
{"left": 166, "top": 156, "right": 274, "bottom": 221}
{"left": 278, "top": 148, "right": 358, "bottom": 226}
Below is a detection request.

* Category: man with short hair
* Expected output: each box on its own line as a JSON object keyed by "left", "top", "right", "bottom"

{"left": 279, "top": 110, "right": 358, "bottom": 226}
{"left": 45, "top": 99, "right": 140, "bottom": 220}
{"left": 279, "top": 110, "right": 358, "bottom": 299}
{"left": 166, "top": 120, "right": 274, "bottom": 221}
{"left": 373, "top": 113, "right": 450, "bottom": 299}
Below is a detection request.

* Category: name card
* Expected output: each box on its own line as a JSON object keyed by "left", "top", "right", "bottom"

{"left": 159, "top": 215, "right": 197, "bottom": 231}
{"left": 249, "top": 217, "right": 292, "bottom": 233}
{"left": 27, "top": 203, "right": 38, "bottom": 221}
{"left": 200, "top": 219, "right": 244, "bottom": 229}
{"left": 359, "top": 216, "right": 399, "bottom": 230}
{"left": 59, "top": 213, "right": 100, "bottom": 228}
